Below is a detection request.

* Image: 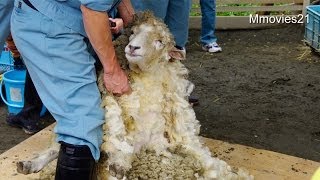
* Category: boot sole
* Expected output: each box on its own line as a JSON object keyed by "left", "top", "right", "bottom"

{"left": 6, "top": 122, "right": 38, "bottom": 135}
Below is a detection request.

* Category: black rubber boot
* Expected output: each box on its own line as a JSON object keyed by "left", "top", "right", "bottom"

{"left": 55, "top": 142, "right": 96, "bottom": 180}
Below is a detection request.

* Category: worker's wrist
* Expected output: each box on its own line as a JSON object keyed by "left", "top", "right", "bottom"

{"left": 102, "top": 59, "right": 121, "bottom": 75}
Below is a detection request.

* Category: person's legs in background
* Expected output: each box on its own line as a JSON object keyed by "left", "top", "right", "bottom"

{"left": 200, "top": 0, "right": 222, "bottom": 53}
{"left": 131, "top": 0, "right": 168, "bottom": 19}
{"left": 6, "top": 71, "right": 43, "bottom": 134}
{"left": 0, "top": 0, "right": 42, "bottom": 134}
{"left": 0, "top": 0, "right": 13, "bottom": 50}
{"left": 5, "top": 35, "right": 43, "bottom": 135}
{"left": 165, "top": 0, "right": 191, "bottom": 50}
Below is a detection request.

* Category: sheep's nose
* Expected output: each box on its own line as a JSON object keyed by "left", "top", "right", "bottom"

{"left": 129, "top": 45, "right": 141, "bottom": 52}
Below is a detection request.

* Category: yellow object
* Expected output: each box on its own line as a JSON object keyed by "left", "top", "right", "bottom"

{"left": 312, "top": 167, "right": 320, "bottom": 180}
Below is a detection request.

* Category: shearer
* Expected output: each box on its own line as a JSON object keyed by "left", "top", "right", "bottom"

{"left": 10, "top": 0, "right": 134, "bottom": 179}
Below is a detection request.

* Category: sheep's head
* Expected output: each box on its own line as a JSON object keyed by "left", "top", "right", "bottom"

{"left": 125, "top": 12, "right": 184, "bottom": 72}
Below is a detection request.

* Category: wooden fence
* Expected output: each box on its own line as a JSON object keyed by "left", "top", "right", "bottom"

{"left": 190, "top": 0, "right": 310, "bottom": 29}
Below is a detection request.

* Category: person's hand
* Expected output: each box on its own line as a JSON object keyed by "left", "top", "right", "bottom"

{"left": 103, "top": 63, "right": 131, "bottom": 96}
{"left": 6, "top": 35, "right": 20, "bottom": 58}
{"left": 109, "top": 18, "right": 124, "bottom": 35}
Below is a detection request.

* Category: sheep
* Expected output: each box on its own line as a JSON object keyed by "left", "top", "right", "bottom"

{"left": 96, "top": 12, "right": 253, "bottom": 180}
{"left": 16, "top": 12, "right": 253, "bottom": 180}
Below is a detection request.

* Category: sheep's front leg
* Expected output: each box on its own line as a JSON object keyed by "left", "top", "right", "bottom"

{"left": 17, "top": 142, "right": 60, "bottom": 175}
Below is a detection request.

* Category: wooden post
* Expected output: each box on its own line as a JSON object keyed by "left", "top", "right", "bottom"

{"left": 302, "top": 0, "right": 310, "bottom": 16}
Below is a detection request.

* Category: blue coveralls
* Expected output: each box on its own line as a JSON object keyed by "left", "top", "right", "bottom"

{"left": 131, "top": 0, "right": 191, "bottom": 48}
{"left": 11, "top": 0, "right": 117, "bottom": 160}
{"left": 0, "top": 0, "right": 13, "bottom": 53}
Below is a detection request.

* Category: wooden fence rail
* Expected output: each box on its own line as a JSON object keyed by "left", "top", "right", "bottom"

{"left": 215, "top": 0, "right": 303, "bottom": 4}
{"left": 190, "top": 0, "right": 310, "bottom": 29}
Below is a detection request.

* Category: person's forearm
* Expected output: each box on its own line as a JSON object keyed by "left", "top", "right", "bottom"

{"left": 117, "top": 0, "right": 135, "bottom": 27}
{"left": 81, "top": 5, "right": 118, "bottom": 73}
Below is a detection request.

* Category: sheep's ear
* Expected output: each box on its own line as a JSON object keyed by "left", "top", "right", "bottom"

{"left": 168, "top": 47, "right": 186, "bottom": 61}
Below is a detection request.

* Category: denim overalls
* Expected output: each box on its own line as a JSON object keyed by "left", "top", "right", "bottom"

{"left": 0, "top": 0, "right": 13, "bottom": 53}
{"left": 131, "top": 0, "right": 191, "bottom": 48}
{"left": 200, "top": 0, "right": 218, "bottom": 45}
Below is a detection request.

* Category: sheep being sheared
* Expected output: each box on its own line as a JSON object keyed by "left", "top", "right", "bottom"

{"left": 15, "top": 12, "right": 253, "bottom": 180}
{"left": 97, "top": 12, "right": 253, "bottom": 180}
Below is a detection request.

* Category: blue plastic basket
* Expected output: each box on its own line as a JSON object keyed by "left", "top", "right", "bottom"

{"left": 0, "top": 46, "right": 14, "bottom": 73}
{"left": 305, "top": 5, "right": 320, "bottom": 52}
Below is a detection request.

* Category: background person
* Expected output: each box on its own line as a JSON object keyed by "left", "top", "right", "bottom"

{"left": 200, "top": 0, "right": 222, "bottom": 53}
{"left": 5, "top": 35, "right": 43, "bottom": 135}
{"left": 0, "top": 0, "right": 12, "bottom": 53}
{"left": 0, "top": 0, "right": 43, "bottom": 135}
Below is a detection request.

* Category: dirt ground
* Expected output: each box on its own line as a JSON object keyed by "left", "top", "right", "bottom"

{"left": 0, "top": 24, "right": 319, "bottom": 162}
{"left": 187, "top": 24, "right": 320, "bottom": 162}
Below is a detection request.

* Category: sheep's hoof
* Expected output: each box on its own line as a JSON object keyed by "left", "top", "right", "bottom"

{"left": 17, "top": 161, "right": 34, "bottom": 175}
{"left": 109, "top": 164, "right": 125, "bottom": 179}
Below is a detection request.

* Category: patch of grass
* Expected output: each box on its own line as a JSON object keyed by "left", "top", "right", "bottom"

{"left": 216, "top": 11, "right": 255, "bottom": 16}
{"left": 190, "top": 3, "right": 294, "bottom": 16}
{"left": 217, "top": 3, "right": 256, "bottom": 16}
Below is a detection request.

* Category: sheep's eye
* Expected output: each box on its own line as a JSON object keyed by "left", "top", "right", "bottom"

{"left": 154, "top": 40, "right": 165, "bottom": 50}
{"left": 130, "top": 30, "right": 134, "bottom": 35}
